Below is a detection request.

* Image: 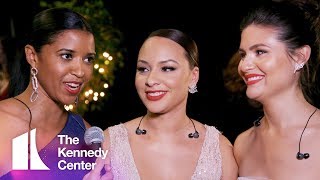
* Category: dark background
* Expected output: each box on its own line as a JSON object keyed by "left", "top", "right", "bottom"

{"left": 0, "top": 0, "right": 264, "bottom": 143}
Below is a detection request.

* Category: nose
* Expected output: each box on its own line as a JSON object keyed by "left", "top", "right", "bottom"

{"left": 239, "top": 57, "right": 256, "bottom": 72}
{"left": 145, "top": 70, "right": 160, "bottom": 87}
{"left": 71, "top": 59, "right": 85, "bottom": 78}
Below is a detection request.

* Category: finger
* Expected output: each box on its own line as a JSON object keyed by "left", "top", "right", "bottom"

{"left": 105, "top": 163, "right": 111, "bottom": 172}
{"left": 101, "top": 152, "right": 113, "bottom": 179}
{"left": 101, "top": 171, "right": 114, "bottom": 180}
{"left": 90, "top": 156, "right": 105, "bottom": 176}
{"left": 105, "top": 150, "right": 111, "bottom": 164}
{"left": 82, "top": 172, "right": 90, "bottom": 180}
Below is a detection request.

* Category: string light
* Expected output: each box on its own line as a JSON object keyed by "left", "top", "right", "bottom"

{"left": 64, "top": 50, "right": 114, "bottom": 112}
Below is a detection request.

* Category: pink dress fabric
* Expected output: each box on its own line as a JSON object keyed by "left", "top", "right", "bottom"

{"left": 108, "top": 124, "right": 222, "bottom": 180}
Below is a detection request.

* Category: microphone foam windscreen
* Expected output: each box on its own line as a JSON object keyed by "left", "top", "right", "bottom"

{"left": 84, "top": 126, "right": 104, "bottom": 145}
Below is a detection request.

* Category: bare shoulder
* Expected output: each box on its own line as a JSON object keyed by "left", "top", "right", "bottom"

{"left": 102, "top": 128, "right": 111, "bottom": 150}
{"left": 0, "top": 99, "right": 15, "bottom": 120}
{"left": 190, "top": 119, "right": 208, "bottom": 133}
{"left": 218, "top": 133, "right": 234, "bottom": 158}
{"left": 234, "top": 127, "right": 254, "bottom": 150}
{"left": 195, "top": 122, "right": 237, "bottom": 179}
{"left": 103, "top": 117, "right": 140, "bottom": 150}
{"left": 218, "top": 133, "right": 238, "bottom": 180}
{"left": 0, "top": 98, "right": 30, "bottom": 168}
{"left": 123, "top": 117, "right": 143, "bottom": 127}
{"left": 219, "top": 134, "right": 233, "bottom": 147}
{"left": 233, "top": 127, "right": 255, "bottom": 163}
{"left": 0, "top": 99, "right": 29, "bottom": 137}
{"left": 123, "top": 117, "right": 146, "bottom": 134}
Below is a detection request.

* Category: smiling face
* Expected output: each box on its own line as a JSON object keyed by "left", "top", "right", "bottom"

{"left": 27, "top": 29, "right": 95, "bottom": 105}
{"left": 135, "top": 36, "right": 198, "bottom": 114}
{"left": 238, "top": 24, "right": 298, "bottom": 102}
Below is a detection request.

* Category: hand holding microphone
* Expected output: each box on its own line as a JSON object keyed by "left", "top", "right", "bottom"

{"left": 83, "top": 156, "right": 113, "bottom": 180}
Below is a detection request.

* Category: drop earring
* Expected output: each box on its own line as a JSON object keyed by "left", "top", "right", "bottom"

{"left": 75, "top": 96, "right": 79, "bottom": 106}
{"left": 188, "top": 85, "right": 198, "bottom": 94}
{"left": 30, "top": 67, "right": 38, "bottom": 102}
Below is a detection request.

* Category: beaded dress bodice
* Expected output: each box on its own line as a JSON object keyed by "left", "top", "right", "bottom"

{"left": 108, "top": 124, "right": 222, "bottom": 180}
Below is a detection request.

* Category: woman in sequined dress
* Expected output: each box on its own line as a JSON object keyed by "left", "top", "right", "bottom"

{"left": 87, "top": 28, "right": 238, "bottom": 180}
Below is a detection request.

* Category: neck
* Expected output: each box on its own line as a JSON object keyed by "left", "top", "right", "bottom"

{"left": 25, "top": 82, "right": 52, "bottom": 101}
{"left": 136, "top": 113, "right": 199, "bottom": 138}
{"left": 16, "top": 86, "right": 68, "bottom": 128}
{"left": 142, "top": 113, "right": 191, "bottom": 133}
{"left": 261, "top": 90, "right": 315, "bottom": 128}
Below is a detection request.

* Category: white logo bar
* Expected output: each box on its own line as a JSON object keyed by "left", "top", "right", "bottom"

{"left": 12, "top": 129, "right": 50, "bottom": 170}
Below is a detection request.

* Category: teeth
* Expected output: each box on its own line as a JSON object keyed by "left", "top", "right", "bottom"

{"left": 248, "top": 76, "right": 263, "bottom": 81}
{"left": 148, "top": 92, "right": 165, "bottom": 96}
{"left": 66, "top": 83, "right": 80, "bottom": 88}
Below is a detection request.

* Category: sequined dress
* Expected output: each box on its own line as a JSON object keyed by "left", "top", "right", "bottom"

{"left": 108, "top": 124, "right": 222, "bottom": 180}
{"left": 0, "top": 112, "right": 95, "bottom": 180}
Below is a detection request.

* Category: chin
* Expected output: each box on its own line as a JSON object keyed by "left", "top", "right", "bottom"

{"left": 147, "top": 108, "right": 164, "bottom": 114}
{"left": 61, "top": 97, "right": 76, "bottom": 106}
{"left": 145, "top": 105, "right": 166, "bottom": 114}
{"left": 246, "top": 89, "right": 261, "bottom": 101}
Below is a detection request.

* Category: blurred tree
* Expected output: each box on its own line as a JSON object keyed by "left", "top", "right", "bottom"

{"left": 40, "top": 0, "right": 125, "bottom": 115}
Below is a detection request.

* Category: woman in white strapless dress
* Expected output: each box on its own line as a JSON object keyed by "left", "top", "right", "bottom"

{"left": 234, "top": 0, "right": 320, "bottom": 179}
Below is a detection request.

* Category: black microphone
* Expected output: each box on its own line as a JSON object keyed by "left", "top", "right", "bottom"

{"left": 296, "top": 152, "right": 310, "bottom": 160}
{"left": 135, "top": 116, "right": 200, "bottom": 138}
{"left": 84, "top": 126, "right": 104, "bottom": 150}
{"left": 135, "top": 128, "right": 147, "bottom": 135}
{"left": 188, "top": 131, "right": 199, "bottom": 138}
{"left": 296, "top": 108, "right": 317, "bottom": 160}
{"left": 136, "top": 116, "right": 147, "bottom": 135}
{"left": 188, "top": 118, "right": 199, "bottom": 138}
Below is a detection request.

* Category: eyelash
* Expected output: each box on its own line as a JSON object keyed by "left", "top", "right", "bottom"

{"left": 161, "top": 66, "right": 176, "bottom": 72}
{"left": 61, "top": 53, "right": 95, "bottom": 63}
{"left": 137, "top": 67, "right": 149, "bottom": 72}
{"left": 256, "top": 50, "right": 266, "bottom": 55}
{"left": 61, "top": 53, "right": 72, "bottom": 60}
{"left": 136, "top": 66, "right": 176, "bottom": 73}
{"left": 84, "top": 56, "right": 95, "bottom": 63}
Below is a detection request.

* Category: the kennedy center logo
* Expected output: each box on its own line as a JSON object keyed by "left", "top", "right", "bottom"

{"left": 12, "top": 128, "right": 50, "bottom": 170}
{"left": 12, "top": 128, "right": 108, "bottom": 171}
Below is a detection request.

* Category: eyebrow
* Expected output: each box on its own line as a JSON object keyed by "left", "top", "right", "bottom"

{"left": 57, "top": 48, "right": 96, "bottom": 56}
{"left": 239, "top": 43, "right": 271, "bottom": 52}
{"left": 137, "top": 59, "right": 179, "bottom": 65}
{"left": 57, "top": 48, "right": 75, "bottom": 53}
